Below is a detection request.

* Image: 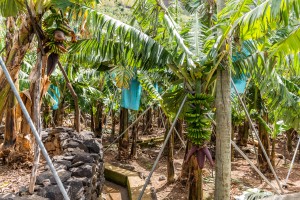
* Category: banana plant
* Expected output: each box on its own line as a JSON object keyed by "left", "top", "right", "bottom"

{"left": 1, "top": 0, "right": 300, "bottom": 198}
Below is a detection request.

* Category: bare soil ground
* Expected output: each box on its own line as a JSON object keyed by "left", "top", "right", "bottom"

{"left": 0, "top": 163, "right": 31, "bottom": 194}
{"left": 102, "top": 124, "right": 300, "bottom": 200}
{"left": 102, "top": 181, "right": 129, "bottom": 200}
{"left": 1, "top": 122, "right": 300, "bottom": 199}
{"left": 104, "top": 146, "right": 300, "bottom": 199}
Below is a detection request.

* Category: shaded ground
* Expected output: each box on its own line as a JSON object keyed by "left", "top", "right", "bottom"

{"left": 103, "top": 130, "right": 300, "bottom": 200}
{"left": 0, "top": 162, "right": 31, "bottom": 194}
{"left": 1, "top": 120, "right": 300, "bottom": 199}
{"left": 102, "top": 181, "right": 129, "bottom": 200}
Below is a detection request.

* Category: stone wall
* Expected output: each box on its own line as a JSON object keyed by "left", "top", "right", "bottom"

{"left": 35, "top": 128, "right": 105, "bottom": 200}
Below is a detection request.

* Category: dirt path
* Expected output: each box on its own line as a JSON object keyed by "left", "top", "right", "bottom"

{"left": 103, "top": 135, "right": 300, "bottom": 200}
{"left": 102, "top": 181, "right": 129, "bottom": 200}
{"left": 0, "top": 162, "right": 31, "bottom": 194}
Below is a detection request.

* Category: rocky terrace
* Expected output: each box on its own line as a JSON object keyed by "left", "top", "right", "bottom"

{"left": 0, "top": 127, "right": 105, "bottom": 200}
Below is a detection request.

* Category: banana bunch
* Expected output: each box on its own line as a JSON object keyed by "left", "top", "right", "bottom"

{"left": 43, "top": 12, "right": 76, "bottom": 45}
{"left": 44, "top": 40, "right": 68, "bottom": 54}
{"left": 185, "top": 93, "right": 213, "bottom": 145}
{"left": 42, "top": 10, "right": 77, "bottom": 76}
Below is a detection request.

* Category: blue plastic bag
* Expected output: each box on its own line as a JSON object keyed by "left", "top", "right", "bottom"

{"left": 232, "top": 77, "right": 247, "bottom": 94}
{"left": 121, "top": 78, "right": 142, "bottom": 110}
{"left": 48, "top": 85, "right": 60, "bottom": 110}
{"left": 231, "top": 46, "right": 250, "bottom": 94}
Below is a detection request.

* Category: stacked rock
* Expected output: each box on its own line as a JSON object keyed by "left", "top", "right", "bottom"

{"left": 35, "top": 128, "right": 105, "bottom": 200}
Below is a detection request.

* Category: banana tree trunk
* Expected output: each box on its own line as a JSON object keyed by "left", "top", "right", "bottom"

{"left": 42, "top": 105, "right": 52, "bottom": 128}
{"left": 237, "top": 120, "right": 249, "bottom": 146}
{"left": 165, "top": 120, "right": 175, "bottom": 183}
{"left": 181, "top": 141, "right": 190, "bottom": 181}
{"left": 118, "top": 107, "right": 129, "bottom": 160}
{"left": 29, "top": 52, "right": 45, "bottom": 193}
{"left": 3, "top": 91, "right": 18, "bottom": 148}
{"left": 0, "top": 15, "right": 34, "bottom": 155}
{"left": 145, "top": 108, "right": 153, "bottom": 134}
{"left": 18, "top": 55, "right": 47, "bottom": 153}
{"left": 286, "top": 128, "right": 293, "bottom": 153}
{"left": 0, "top": 15, "right": 34, "bottom": 115}
{"left": 271, "top": 138, "right": 276, "bottom": 167}
{"left": 17, "top": 91, "right": 33, "bottom": 154}
{"left": 0, "top": 110, "right": 4, "bottom": 125}
{"left": 111, "top": 109, "right": 116, "bottom": 137}
{"left": 175, "top": 119, "right": 183, "bottom": 142}
{"left": 157, "top": 108, "right": 163, "bottom": 128}
{"left": 130, "top": 120, "right": 138, "bottom": 159}
{"left": 258, "top": 113, "right": 270, "bottom": 172}
{"left": 95, "top": 101, "right": 104, "bottom": 137}
{"left": 53, "top": 96, "right": 65, "bottom": 127}
{"left": 188, "top": 156, "right": 203, "bottom": 200}
{"left": 90, "top": 106, "right": 95, "bottom": 132}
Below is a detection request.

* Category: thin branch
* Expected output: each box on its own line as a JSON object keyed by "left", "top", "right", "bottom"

{"left": 57, "top": 61, "right": 81, "bottom": 132}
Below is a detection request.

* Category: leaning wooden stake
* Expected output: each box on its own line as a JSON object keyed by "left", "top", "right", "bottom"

{"left": 58, "top": 61, "right": 80, "bottom": 132}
